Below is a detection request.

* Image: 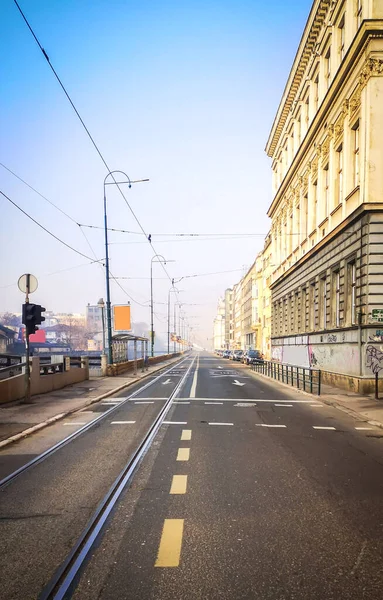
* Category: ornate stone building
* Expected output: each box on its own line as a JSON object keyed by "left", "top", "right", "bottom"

{"left": 266, "top": 0, "right": 383, "bottom": 391}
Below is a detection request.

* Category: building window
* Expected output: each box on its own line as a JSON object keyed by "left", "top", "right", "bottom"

{"left": 320, "top": 275, "right": 327, "bottom": 329}
{"left": 302, "top": 193, "right": 308, "bottom": 240}
{"left": 313, "top": 72, "right": 319, "bottom": 112}
{"left": 323, "top": 164, "right": 329, "bottom": 215}
{"left": 305, "top": 95, "right": 310, "bottom": 128}
{"left": 348, "top": 261, "right": 357, "bottom": 324}
{"left": 325, "top": 47, "right": 331, "bottom": 90}
{"left": 294, "top": 291, "right": 300, "bottom": 332}
{"left": 352, "top": 120, "right": 360, "bottom": 187}
{"left": 332, "top": 270, "right": 341, "bottom": 327}
{"left": 357, "top": 0, "right": 363, "bottom": 28}
{"left": 297, "top": 114, "right": 301, "bottom": 148}
{"left": 309, "top": 281, "right": 316, "bottom": 330}
{"left": 339, "top": 15, "right": 345, "bottom": 61}
{"left": 337, "top": 144, "right": 343, "bottom": 204}
{"left": 311, "top": 180, "right": 318, "bottom": 232}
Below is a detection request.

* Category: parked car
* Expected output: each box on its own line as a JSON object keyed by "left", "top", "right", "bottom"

{"left": 232, "top": 350, "right": 244, "bottom": 362}
{"left": 223, "top": 350, "right": 231, "bottom": 358}
{"left": 243, "top": 349, "right": 263, "bottom": 365}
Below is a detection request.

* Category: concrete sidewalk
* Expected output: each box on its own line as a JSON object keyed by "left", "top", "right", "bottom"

{"left": 319, "top": 382, "right": 383, "bottom": 429}
{"left": 0, "top": 356, "right": 181, "bottom": 447}
{"left": 247, "top": 367, "right": 383, "bottom": 430}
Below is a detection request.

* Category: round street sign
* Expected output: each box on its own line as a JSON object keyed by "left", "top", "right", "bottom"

{"left": 18, "top": 273, "right": 38, "bottom": 294}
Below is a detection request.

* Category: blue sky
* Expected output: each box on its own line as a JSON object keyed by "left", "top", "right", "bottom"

{"left": 1, "top": 0, "right": 310, "bottom": 346}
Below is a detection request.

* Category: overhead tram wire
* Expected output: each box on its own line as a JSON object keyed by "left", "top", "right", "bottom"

{"left": 13, "top": 0, "right": 177, "bottom": 290}
{"left": 0, "top": 189, "right": 104, "bottom": 264}
{"left": 0, "top": 162, "right": 79, "bottom": 225}
{"left": 0, "top": 166, "right": 171, "bottom": 311}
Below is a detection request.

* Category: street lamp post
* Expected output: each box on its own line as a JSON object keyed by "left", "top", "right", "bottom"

{"left": 167, "top": 285, "right": 182, "bottom": 354}
{"left": 97, "top": 298, "right": 106, "bottom": 354}
{"left": 174, "top": 301, "right": 184, "bottom": 353}
{"left": 103, "top": 171, "right": 149, "bottom": 365}
{"left": 150, "top": 254, "right": 171, "bottom": 357}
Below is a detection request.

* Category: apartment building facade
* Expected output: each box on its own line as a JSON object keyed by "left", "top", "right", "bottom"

{"left": 266, "top": 0, "right": 383, "bottom": 391}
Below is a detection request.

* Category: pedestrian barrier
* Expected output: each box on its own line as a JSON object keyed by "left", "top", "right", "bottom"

{"left": 251, "top": 359, "right": 321, "bottom": 395}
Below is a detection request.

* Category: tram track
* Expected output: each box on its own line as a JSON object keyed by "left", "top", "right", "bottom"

{"left": 0, "top": 355, "right": 193, "bottom": 490}
{"left": 39, "top": 354, "right": 196, "bottom": 600}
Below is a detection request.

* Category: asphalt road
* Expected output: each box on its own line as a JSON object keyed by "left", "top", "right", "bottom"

{"left": 1, "top": 352, "right": 383, "bottom": 599}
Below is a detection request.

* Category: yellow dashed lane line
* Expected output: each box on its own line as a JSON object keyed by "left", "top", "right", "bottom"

{"left": 170, "top": 475, "right": 188, "bottom": 494}
{"left": 155, "top": 519, "right": 184, "bottom": 567}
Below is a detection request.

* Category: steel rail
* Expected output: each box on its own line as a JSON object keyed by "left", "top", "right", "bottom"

{"left": 39, "top": 354, "right": 196, "bottom": 600}
{"left": 0, "top": 355, "right": 192, "bottom": 489}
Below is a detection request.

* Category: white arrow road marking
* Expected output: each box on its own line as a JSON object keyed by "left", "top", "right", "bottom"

{"left": 162, "top": 378, "right": 172, "bottom": 385}
{"left": 232, "top": 380, "right": 245, "bottom": 387}
{"left": 218, "top": 366, "right": 223, "bottom": 369}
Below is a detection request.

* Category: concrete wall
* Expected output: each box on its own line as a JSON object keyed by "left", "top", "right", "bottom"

{"left": 0, "top": 357, "right": 89, "bottom": 404}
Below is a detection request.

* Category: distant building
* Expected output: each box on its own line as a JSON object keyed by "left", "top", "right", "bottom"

{"left": 213, "top": 298, "right": 226, "bottom": 350}
{"left": 86, "top": 304, "right": 103, "bottom": 334}
{"left": 0, "top": 324, "right": 16, "bottom": 353}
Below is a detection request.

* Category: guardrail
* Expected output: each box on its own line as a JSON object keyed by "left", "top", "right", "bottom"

{"left": 251, "top": 359, "right": 321, "bottom": 396}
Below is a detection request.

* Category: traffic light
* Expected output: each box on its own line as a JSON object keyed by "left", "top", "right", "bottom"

{"left": 22, "top": 303, "right": 46, "bottom": 336}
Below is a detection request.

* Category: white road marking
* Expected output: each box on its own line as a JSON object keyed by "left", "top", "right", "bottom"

{"left": 205, "top": 402, "right": 223, "bottom": 405}
{"left": 134, "top": 401, "right": 154, "bottom": 404}
{"left": 162, "top": 379, "right": 173, "bottom": 385}
{"left": 175, "top": 398, "right": 314, "bottom": 403}
{"left": 136, "top": 397, "right": 168, "bottom": 400}
{"left": 190, "top": 354, "right": 200, "bottom": 398}
{"left": 102, "top": 401, "right": 121, "bottom": 405}
{"left": 64, "top": 422, "right": 87, "bottom": 425}
{"left": 274, "top": 404, "right": 293, "bottom": 407}
{"left": 255, "top": 424, "right": 287, "bottom": 428}
{"left": 355, "top": 426, "right": 373, "bottom": 430}
{"left": 310, "top": 404, "right": 324, "bottom": 407}
{"left": 208, "top": 422, "right": 233, "bottom": 426}
{"left": 173, "top": 401, "right": 190, "bottom": 404}
{"left": 111, "top": 421, "right": 136, "bottom": 425}
{"left": 232, "top": 380, "right": 245, "bottom": 387}
{"left": 312, "top": 426, "right": 336, "bottom": 430}
{"left": 163, "top": 421, "right": 188, "bottom": 425}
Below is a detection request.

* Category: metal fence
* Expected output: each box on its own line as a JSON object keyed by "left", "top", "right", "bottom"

{"left": 251, "top": 360, "right": 321, "bottom": 395}
{"left": 0, "top": 354, "right": 25, "bottom": 380}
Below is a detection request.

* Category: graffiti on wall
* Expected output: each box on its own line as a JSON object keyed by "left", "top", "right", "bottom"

{"left": 366, "top": 345, "right": 383, "bottom": 374}
{"left": 369, "top": 330, "right": 383, "bottom": 343}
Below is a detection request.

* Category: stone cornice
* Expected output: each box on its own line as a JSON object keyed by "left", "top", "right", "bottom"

{"left": 265, "top": 0, "right": 331, "bottom": 159}
{"left": 267, "top": 25, "right": 383, "bottom": 219}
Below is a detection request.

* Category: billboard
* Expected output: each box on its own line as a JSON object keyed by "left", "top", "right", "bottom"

{"left": 113, "top": 305, "right": 131, "bottom": 332}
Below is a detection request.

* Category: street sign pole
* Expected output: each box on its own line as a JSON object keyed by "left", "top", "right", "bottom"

{"left": 18, "top": 273, "right": 38, "bottom": 404}
{"left": 24, "top": 275, "right": 31, "bottom": 404}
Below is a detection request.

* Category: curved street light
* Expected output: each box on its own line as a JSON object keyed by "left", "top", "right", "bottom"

{"left": 103, "top": 170, "right": 149, "bottom": 365}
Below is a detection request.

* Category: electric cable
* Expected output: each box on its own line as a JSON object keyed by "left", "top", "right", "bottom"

{"left": 0, "top": 189, "right": 103, "bottom": 263}
{"left": 13, "top": 0, "right": 176, "bottom": 288}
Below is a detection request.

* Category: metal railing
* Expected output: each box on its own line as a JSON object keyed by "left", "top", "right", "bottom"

{"left": 0, "top": 354, "right": 25, "bottom": 379}
{"left": 251, "top": 359, "right": 321, "bottom": 395}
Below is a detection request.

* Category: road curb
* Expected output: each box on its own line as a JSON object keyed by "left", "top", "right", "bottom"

{"left": 0, "top": 356, "right": 183, "bottom": 450}
{"left": 247, "top": 367, "right": 383, "bottom": 431}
